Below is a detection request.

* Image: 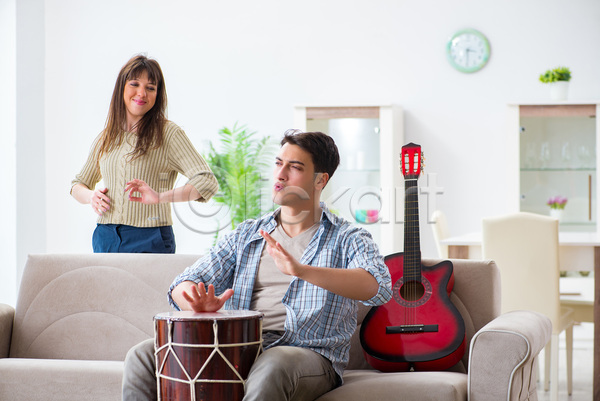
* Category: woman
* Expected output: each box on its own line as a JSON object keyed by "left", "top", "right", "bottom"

{"left": 71, "top": 54, "right": 219, "bottom": 253}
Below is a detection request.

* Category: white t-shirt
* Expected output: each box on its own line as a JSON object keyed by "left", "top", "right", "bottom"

{"left": 250, "top": 222, "right": 320, "bottom": 331}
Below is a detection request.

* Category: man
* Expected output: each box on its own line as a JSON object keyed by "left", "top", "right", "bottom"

{"left": 122, "top": 130, "right": 392, "bottom": 401}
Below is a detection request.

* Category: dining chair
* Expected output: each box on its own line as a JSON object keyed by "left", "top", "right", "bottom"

{"left": 481, "top": 212, "right": 574, "bottom": 401}
{"left": 431, "top": 210, "right": 449, "bottom": 259}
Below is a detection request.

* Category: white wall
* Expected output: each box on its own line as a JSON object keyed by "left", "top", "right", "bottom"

{"left": 0, "top": 0, "right": 17, "bottom": 306}
{"left": 5, "top": 0, "right": 600, "bottom": 305}
{"left": 17, "top": 0, "right": 46, "bottom": 292}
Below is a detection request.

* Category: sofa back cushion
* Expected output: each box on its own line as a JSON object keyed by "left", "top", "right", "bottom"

{"left": 11, "top": 254, "right": 500, "bottom": 372}
{"left": 347, "top": 258, "right": 500, "bottom": 372}
{"left": 10, "top": 253, "right": 200, "bottom": 361}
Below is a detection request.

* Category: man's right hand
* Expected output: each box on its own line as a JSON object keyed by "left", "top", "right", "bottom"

{"left": 172, "top": 281, "right": 234, "bottom": 312}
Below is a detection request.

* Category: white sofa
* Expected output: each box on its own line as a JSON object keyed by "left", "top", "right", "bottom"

{"left": 0, "top": 254, "right": 552, "bottom": 401}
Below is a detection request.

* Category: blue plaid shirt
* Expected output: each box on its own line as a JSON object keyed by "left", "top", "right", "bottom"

{"left": 168, "top": 203, "right": 392, "bottom": 379}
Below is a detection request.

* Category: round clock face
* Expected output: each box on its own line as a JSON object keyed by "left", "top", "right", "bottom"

{"left": 446, "top": 29, "right": 490, "bottom": 73}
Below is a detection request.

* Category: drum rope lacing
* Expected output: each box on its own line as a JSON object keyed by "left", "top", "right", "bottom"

{"left": 155, "top": 318, "right": 263, "bottom": 399}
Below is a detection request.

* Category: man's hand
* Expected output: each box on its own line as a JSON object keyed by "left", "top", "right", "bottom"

{"left": 259, "top": 229, "right": 305, "bottom": 277}
{"left": 173, "top": 281, "right": 234, "bottom": 312}
{"left": 259, "top": 229, "right": 380, "bottom": 301}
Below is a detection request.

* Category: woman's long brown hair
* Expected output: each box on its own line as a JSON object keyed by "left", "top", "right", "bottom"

{"left": 98, "top": 55, "right": 168, "bottom": 160}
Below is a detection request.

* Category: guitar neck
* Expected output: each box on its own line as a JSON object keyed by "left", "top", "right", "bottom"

{"left": 403, "top": 176, "right": 421, "bottom": 280}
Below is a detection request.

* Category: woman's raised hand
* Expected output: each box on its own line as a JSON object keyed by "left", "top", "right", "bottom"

{"left": 125, "top": 179, "right": 159, "bottom": 204}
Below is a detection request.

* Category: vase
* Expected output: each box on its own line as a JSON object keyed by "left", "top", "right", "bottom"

{"left": 549, "top": 81, "right": 569, "bottom": 101}
{"left": 549, "top": 208, "right": 563, "bottom": 221}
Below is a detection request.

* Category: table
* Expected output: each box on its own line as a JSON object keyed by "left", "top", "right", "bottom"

{"left": 441, "top": 232, "right": 600, "bottom": 401}
{"left": 561, "top": 276, "right": 594, "bottom": 323}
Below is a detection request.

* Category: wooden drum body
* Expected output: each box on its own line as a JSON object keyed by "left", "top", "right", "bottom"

{"left": 154, "top": 310, "right": 263, "bottom": 401}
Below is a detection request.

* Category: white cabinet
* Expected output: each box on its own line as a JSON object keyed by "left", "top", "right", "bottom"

{"left": 293, "top": 105, "right": 404, "bottom": 255}
{"left": 507, "top": 102, "right": 600, "bottom": 233}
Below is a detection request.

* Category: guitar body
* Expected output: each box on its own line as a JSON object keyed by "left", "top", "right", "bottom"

{"left": 360, "top": 252, "right": 466, "bottom": 372}
{"left": 359, "top": 143, "right": 465, "bottom": 372}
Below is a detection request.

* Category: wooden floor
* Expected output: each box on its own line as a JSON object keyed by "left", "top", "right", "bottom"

{"left": 537, "top": 322, "right": 593, "bottom": 401}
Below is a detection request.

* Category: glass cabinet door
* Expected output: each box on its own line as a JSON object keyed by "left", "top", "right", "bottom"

{"left": 293, "top": 105, "right": 403, "bottom": 255}
{"left": 518, "top": 104, "right": 598, "bottom": 232}
{"left": 308, "top": 117, "right": 382, "bottom": 242}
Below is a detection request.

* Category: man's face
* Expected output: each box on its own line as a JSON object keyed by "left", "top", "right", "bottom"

{"left": 272, "top": 143, "right": 322, "bottom": 209}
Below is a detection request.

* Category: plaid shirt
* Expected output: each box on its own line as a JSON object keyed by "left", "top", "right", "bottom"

{"left": 168, "top": 203, "right": 392, "bottom": 379}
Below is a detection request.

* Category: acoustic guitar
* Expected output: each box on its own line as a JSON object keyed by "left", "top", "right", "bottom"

{"left": 360, "top": 142, "right": 465, "bottom": 372}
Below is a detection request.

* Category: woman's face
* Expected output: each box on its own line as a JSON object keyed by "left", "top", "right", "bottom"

{"left": 123, "top": 70, "right": 157, "bottom": 130}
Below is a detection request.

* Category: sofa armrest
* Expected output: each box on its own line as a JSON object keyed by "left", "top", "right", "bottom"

{"left": 0, "top": 303, "right": 15, "bottom": 358}
{"left": 468, "top": 310, "right": 551, "bottom": 401}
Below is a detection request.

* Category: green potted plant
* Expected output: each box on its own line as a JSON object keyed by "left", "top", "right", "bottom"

{"left": 539, "top": 66, "right": 571, "bottom": 101}
{"left": 204, "top": 123, "right": 276, "bottom": 240}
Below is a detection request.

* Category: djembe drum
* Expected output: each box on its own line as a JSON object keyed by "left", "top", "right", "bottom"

{"left": 154, "top": 310, "right": 263, "bottom": 401}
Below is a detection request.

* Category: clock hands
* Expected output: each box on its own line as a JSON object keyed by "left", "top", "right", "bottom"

{"left": 465, "top": 48, "right": 472, "bottom": 66}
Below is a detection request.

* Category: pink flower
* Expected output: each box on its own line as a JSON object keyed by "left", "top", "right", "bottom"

{"left": 547, "top": 196, "right": 568, "bottom": 209}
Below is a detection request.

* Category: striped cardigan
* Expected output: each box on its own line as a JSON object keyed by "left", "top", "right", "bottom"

{"left": 72, "top": 121, "right": 219, "bottom": 227}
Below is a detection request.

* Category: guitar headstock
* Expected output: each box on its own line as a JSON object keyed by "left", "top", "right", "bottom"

{"left": 400, "top": 143, "right": 423, "bottom": 179}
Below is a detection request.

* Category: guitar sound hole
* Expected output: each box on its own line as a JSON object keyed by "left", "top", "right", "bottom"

{"left": 400, "top": 281, "right": 425, "bottom": 301}
{"left": 391, "top": 277, "right": 432, "bottom": 307}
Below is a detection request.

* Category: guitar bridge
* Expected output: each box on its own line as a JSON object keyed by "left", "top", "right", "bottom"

{"left": 386, "top": 324, "right": 439, "bottom": 334}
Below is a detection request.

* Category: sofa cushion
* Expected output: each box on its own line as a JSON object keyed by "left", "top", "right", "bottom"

{"left": 10, "top": 253, "right": 199, "bottom": 360}
{"left": 0, "top": 358, "right": 123, "bottom": 401}
{"left": 316, "top": 370, "right": 467, "bottom": 401}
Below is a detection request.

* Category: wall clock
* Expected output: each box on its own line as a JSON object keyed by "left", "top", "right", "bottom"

{"left": 446, "top": 28, "right": 490, "bottom": 73}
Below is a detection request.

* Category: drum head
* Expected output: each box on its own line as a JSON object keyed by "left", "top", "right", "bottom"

{"left": 155, "top": 310, "right": 264, "bottom": 321}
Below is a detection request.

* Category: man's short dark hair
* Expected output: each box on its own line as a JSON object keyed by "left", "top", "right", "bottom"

{"left": 281, "top": 129, "right": 340, "bottom": 180}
